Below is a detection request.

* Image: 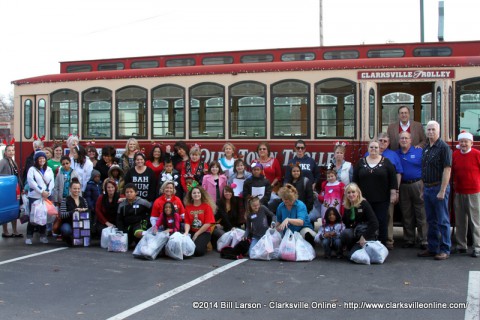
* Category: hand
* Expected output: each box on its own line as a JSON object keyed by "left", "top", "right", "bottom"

{"left": 106, "top": 222, "right": 115, "bottom": 228}
{"left": 277, "top": 218, "right": 289, "bottom": 231}
{"left": 437, "top": 190, "right": 446, "bottom": 200}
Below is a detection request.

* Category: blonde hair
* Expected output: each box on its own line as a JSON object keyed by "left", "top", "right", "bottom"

{"left": 123, "top": 138, "right": 140, "bottom": 155}
{"left": 222, "top": 142, "right": 236, "bottom": 153}
{"left": 343, "top": 183, "right": 365, "bottom": 209}
{"left": 189, "top": 145, "right": 201, "bottom": 156}
{"left": 278, "top": 184, "right": 299, "bottom": 202}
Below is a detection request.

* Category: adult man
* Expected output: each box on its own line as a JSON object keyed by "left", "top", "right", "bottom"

{"left": 284, "top": 140, "right": 318, "bottom": 191}
{"left": 396, "top": 131, "right": 427, "bottom": 250}
{"left": 387, "top": 106, "right": 426, "bottom": 151}
{"left": 418, "top": 121, "right": 452, "bottom": 260}
{"left": 452, "top": 131, "right": 480, "bottom": 257}
{"left": 365, "top": 132, "right": 403, "bottom": 250}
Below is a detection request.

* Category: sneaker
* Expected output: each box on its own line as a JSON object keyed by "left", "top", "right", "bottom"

{"left": 25, "top": 238, "right": 32, "bottom": 245}
{"left": 434, "top": 252, "right": 449, "bottom": 260}
{"left": 39, "top": 236, "right": 49, "bottom": 244}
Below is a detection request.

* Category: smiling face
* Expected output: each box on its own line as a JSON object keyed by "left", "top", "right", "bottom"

{"left": 54, "top": 146, "right": 63, "bottom": 159}
{"left": 5, "top": 145, "right": 14, "bottom": 159}
{"left": 224, "top": 189, "right": 233, "bottom": 200}
{"left": 257, "top": 144, "right": 269, "bottom": 158}
{"left": 252, "top": 166, "right": 262, "bottom": 177}
{"left": 70, "top": 183, "right": 81, "bottom": 197}
{"left": 163, "top": 183, "right": 174, "bottom": 197}
{"left": 250, "top": 199, "right": 260, "bottom": 213}
{"left": 368, "top": 141, "right": 380, "bottom": 156}
{"left": 398, "top": 106, "right": 410, "bottom": 124}
{"left": 210, "top": 165, "right": 219, "bottom": 175}
{"left": 295, "top": 142, "right": 306, "bottom": 158}
{"left": 223, "top": 145, "right": 234, "bottom": 158}
{"left": 191, "top": 188, "right": 202, "bottom": 202}
{"left": 291, "top": 166, "right": 301, "bottom": 179}
{"left": 346, "top": 188, "right": 359, "bottom": 203}
{"left": 106, "top": 183, "right": 116, "bottom": 196}
{"left": 459, "top": 138, "right": 473, "bottom": 153}
{"left": 190, "top": 152, "right": 200, "bottom": 162}
{"left": 128, "top": 141, "right": 137, "bottom": 152}
{"left": 235, "top": 162, "right": 245, "bottom": 173}
{"left": 152, "top": 147, "right": 162, "bottom": 160}
{"left": 426, "top": 122, "right": 440, "bottom": 141}
{"left": 135, "top": 155, "right": 145, "bottom": 167}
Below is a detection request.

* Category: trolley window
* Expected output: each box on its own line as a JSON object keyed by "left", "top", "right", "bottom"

{"left": 98, "top": 62, "right": 124, "bottom": 71}
{"left": 82, "top": 88, "right": 112, "bottom": 139}
{"left": 152, "top": 85, "right": 185, "bottom": 139}
{"left": 281, "top": 52, "right": 315, "bottom": 61}
{"left": 166, "top": 58, "right": 195, "bottom": 67}
{"left": 240, "top": 54, "right": 274, "bottom": 63}
{"left": 229, "top": 82, "right": 266, "bottom": 139}
{"left": 323, "top": 50, "right": 359, "bottom": 60}
{"left": 202, "top": 56, "right": 234, "bottom": 65}
{"left": 131, "top": 60, "right": 159, "bottom": 69}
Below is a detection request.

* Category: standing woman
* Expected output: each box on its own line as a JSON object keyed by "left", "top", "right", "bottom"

{"left": 0, "top": 144, "right": 23, "bottom": 238}
{"left": 26, "top": 150, "right": 55, "bottom": 245}
{"left": 95, "top": 178, "right": 120, "bottom": 230}
{"left": 219, "top": 142, "right": 236, "bottom": 178}
{"left": 123, "top": 151, "right": 157, "bottom": 202}
{"left": 70, "top": 145, "right": 93, "bottom": 193}
{"left": 59, "top": 178, "right": 89, "bottom": 245}
{"left": 331, "top": 142, "right": 353, "bottom": 186}
{"left": 145, "top": 144, "right": 164, "bottom": 180}
{"left": 86, "top": 145, "right": 99, "bottom": 168}
{"left": 254, "top": 142, "right": 282, "bottom": 187}
{"left": 352, "top": 140, "right": 397, "bottom": 245}
{"left": 184, "top": 186, "right": 216, "bottom": 256}
{"left": 120, "top": 138, "right": 140, "bottom": 174}
{"left": 48, "top": 143, "right": 63, "bottom": 178}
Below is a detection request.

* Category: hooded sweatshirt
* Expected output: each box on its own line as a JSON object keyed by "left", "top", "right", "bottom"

{"left": 85, "top": 169, "right": 102, "bottom": 214}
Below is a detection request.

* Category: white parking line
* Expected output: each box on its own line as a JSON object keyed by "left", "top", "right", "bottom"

{"left": 0, "top": 247, "right": 68, "bottom": 265}
{"left": 465, "top": 271, "right": 480, "bottom": 320}
{"left": 106, "top": 258, "right": 248, "bottom": 320}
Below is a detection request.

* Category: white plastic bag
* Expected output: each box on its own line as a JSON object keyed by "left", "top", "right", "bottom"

{"left": 365, "top": 241, "right": 389, "bottom": 264}
{"left": 216, "top": 228, "right": 245, "bottom": 251}
{"left": 108, "top": 231, "right": 128, "bottom": 253}
{"left": 22, "top": 194, "right": 30, "bottom": 215}
{"left": 165, "top": 232, "right": 196, "bottom": 260}
{"left": 250, "top": 228, "right": 282, "bottom": 260}
{"left": 101, "top": 226, "right": 117, "bottom": 249}
{"left": 294, "top": 232, "right": 316, "bottom": 261}
{"left": 279, "top": 229, "right": 296, "bottom": 261}
{"left": 30, "top": 199, "right": 47, "bottom": 226}
{"left": 133, "top": 229, "right": 169, "bottom": 260}
{"left": 350, "top": 247, "right": 371, "bottom": 265}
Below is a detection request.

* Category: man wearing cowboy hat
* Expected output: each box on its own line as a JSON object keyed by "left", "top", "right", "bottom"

{"left": 452, "top": 130, "right": 480, "bottom": 257}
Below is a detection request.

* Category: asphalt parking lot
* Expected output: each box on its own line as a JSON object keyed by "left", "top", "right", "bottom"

{"left": 0, "top": 225, "right": 478, "bottom": 320}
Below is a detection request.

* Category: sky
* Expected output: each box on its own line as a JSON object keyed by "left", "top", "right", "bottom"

{"left": 1, "top": 0, "right": 479, "bottom": 96}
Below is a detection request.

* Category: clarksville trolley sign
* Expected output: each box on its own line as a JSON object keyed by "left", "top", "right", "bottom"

{"left": 358, "top": 69, "right": 455, "bottom": 80}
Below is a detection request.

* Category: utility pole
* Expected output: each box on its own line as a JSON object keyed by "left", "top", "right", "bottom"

{"left": 420, "top": 0, "right": 424, "bottom": 42}
{"left": 319, "top": 0, "right": 323, "bottom": 46}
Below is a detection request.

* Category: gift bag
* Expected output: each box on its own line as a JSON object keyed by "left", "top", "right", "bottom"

{"left": 133, "top": 229, "right": 169, "bottom": 260}
{"left": 350, "top": 247, "right": 370, "bottom": 265}
{"left": 165, "top": 232, "right": 196, "bottom": 260}
{"left": 294, "top": 232, "right": 316, "bottom": 261}
{"left": 101, "top": 226, "right": 117, "bottom": 249}
{"left": 365, "top": 241, "right": 389, "bottom": 264}
{"left": 250, "top": 228, "right": 282, "bottom": 260}
{"left": 30, "top": 199, "right": 47, "bottom": 226}
{"left": 279, "top": 229, "right": 296, "bottom": 261}
{"left": 108, "top": 231, "right": 128, "bottom": 252}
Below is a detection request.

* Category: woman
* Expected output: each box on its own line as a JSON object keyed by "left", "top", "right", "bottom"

{"left": 59, "top": 178, "right": 89, "bottom": 245}
{"left": 0, "top": 144, "right": 23, "bottom": 238}
{"left": 284, "top": 164, "right": 314, "bottom": 213}
{"left": 212, "top": 185, "right": 243, "bottom": 248}
{"left": 184, "top": 186, "right": 216, "bottom": 256}
{"left": 219, "top": 142, "right": 236, "bottom": 178}
{"left": 352, "top": 140, "right": 397, "bottom": 245}
{"left": 145, "top": 144, "right": 164, "bottom": 180}
{"left": 150, "top": 181, "right": 186, "bottom": 227}
{"left": 86, "top": 145, "right": 99, "bottom": 168}
{"left": 253, "top": 142, "right": 281, "bottom": 187}
{"left": 340, "top": 183, "right": 379, "bottom": 254}
{"left": 70, "top": 145, "right": 93, "bottom": 193}
{"left": 43, "top": 147, "right": 53, "bottom": 160}
{"left": 47, "top": 143, "right": 63, "bottom": 177}
{"left": 26, "top": 150, "right": 55, "bottom": 245}
{"left": 120, "top": 138, "right": 140, "bottom": 174}
{"left": 123, "top": 152, "right": 157, "bottom": 202}
{"left": 330, "top": 143, "right": 353, "bottom": 186}
{"left": 166, "top": 140, "right": 190, "bottom": 174}
{"left": 95, "top": 145, "right": 119, "bottom": 182}
{"left": 275, "top": 184, "right": 316, "bottom": 247}
{"left": 95, "top": 178, "right": 120, "bottom": 230}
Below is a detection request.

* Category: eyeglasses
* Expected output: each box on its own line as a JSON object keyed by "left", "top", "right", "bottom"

{"left": 296, "top": 146, "right": 305, "bottom": 150}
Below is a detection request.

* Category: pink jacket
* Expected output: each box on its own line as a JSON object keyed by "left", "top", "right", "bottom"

{"left": 202, "top": 174, "right": 227, "bottom": 202}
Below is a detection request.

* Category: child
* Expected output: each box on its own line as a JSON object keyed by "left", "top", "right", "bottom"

{"left": 153, "top": 202, "right": 181, "bottom": 235}
{"left": 242, "top": 162, "right": 271, "bottom": 207}
{"left": 202, "top": 160, "right": 227, "bottom": 203}
{"left": 227, "top": 159, "right": 252, "bottom": 195}
{"left": 85, "top": 169, "right": 102, "bottom": 220}
{"left": 244, "top": 196, "right": 274, "bottom": 257}
{"left": 108, "top": 164, "right": 124, "bottom": 192}
{"left": 315, "top": 207, "right": 345, "bottom": 259}
{"left": 157, "top": 159, "right": 181, "bottom": 198}
{"left": 117, "top": 183, "right": 152, "bottom": 247}
{"left": 53, "top": 156, "right": 80, "bottom": 206}
{"left": 181, "top": 145, "right": 208, "bottom": 192}
{"left": 314, "top": 169, "right": 345, "bottom": 224}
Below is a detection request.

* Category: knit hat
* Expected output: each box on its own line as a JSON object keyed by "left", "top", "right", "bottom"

{"left": 251, "top": 162, "right": 263, "bottom": 170}
{"left": 90, "top": 169, "right": 101, "bottom": 180}
{"left": 34, "top": 150, "right": 47, "bottom": 162}
{"left": 458, "top": 130, "right": 473, "bottom": 141}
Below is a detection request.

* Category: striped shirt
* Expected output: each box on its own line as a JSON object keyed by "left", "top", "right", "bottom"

{"left": 422, "top": 138, "right": 452, "bottom": 184}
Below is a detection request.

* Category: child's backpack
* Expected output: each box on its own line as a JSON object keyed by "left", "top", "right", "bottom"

{"left": 220, "top": 239, "right": 250, "bottom": 260}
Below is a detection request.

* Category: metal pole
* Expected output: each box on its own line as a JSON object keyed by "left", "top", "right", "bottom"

{"left": 319, "top": 0, "right": 323, "bottom": 46}
{"left": 420, "top": 0, "right": 424, "bottom": 42}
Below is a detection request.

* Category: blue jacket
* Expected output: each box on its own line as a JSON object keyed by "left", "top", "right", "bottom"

{"left": 276, "top": 200, "right": 313, "bottom": 233}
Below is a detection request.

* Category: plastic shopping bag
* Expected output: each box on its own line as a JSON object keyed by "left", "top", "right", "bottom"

{"left": 165, "top": 232, "right": 196, "bottom": 260}
{"left": 294, "top": 232, "right": 316, "bottom": 262}
{"left": 350, "top": 247, "right": 371, "bottom": 265}
{"left": 108, "top": 231, "right": 128, "bottom": 253}
{"left": 133, "top": 229, "right": 169, "bottom": 260}
{"left": 365, "top": 241, "right": 389, "bottom": 264}
{"left": 101, "top": 226, "right": 117, "bottom": 249}
{"left": 216, "top": 228, "right": 245, "bottom": 251}
{"left": 279, "top": 229, "right": 296, "bottom": 261}
{"left": 250, "top": 228, "right": 282, "bottom": 260}
{"left": 30, "top": 199, "right": 47, "bottom": 226}
{"left": 44, "top": 199, "right": 58, "bottom": 216}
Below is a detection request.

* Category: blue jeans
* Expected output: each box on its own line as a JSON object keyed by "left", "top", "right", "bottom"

{"left": 249, "top": 237, "right": 260, "bottom": 257}
{"left": 322, "top": 237, "right": 341, "bottom": 256}
{"left": 424, "top": 185, "right": 451, "bottom": 254}
{"left": 60, "top": 222, "right": 73, "bottom": 237}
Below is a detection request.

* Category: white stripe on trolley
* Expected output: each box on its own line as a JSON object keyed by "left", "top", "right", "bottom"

{"left": 0, "top": 247, "right": 68, "bottom": 265}
{"left": 465, "top": 271, "right": 480, "bottom": 320}
{"left": 106, "top": 258, "right": 248, "bottom": 320}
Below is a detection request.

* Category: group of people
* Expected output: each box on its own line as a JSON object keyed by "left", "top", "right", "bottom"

{"left": 1, "top": 107, "right": 479, "bottom": 262}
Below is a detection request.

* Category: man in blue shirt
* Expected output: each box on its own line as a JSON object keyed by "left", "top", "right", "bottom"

{"left": 396, "top": 131, "right": 427, "bottom": 250}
